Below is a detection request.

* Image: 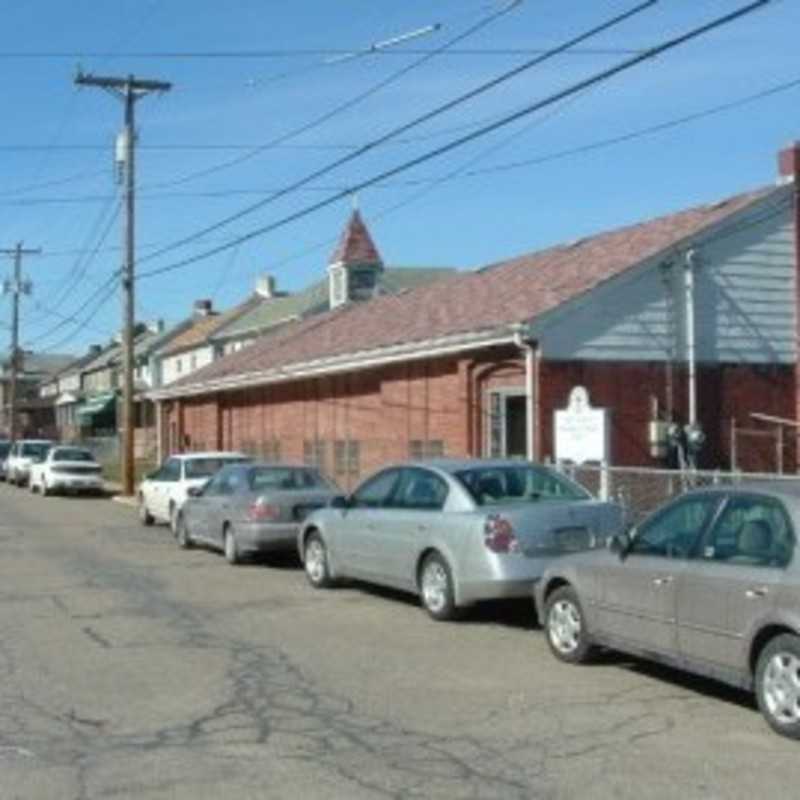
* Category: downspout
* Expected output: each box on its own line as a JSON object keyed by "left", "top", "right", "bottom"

{"left": 155, "top": 400, "right": 163, "bottom": 464}
{"left": 684, "top": 248, "right": 699, "bottom": 428}
{"left": 514, "top": 329, "right": 539, "bottom": 461}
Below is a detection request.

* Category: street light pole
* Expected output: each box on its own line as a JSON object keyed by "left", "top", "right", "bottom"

{"left": 74, "top": 71, "right": 171, "bottom": 496}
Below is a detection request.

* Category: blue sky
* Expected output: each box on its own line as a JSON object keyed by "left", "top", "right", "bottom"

{"left": 1, "top": 0, "right": 798, "bottom": 355}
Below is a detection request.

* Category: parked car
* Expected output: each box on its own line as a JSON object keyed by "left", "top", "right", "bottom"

{"left": 5, "top": 440, "right": 54, "bottom": 487}
{"left": 175, "top": 462, "right": 338, "bottom": 564}
{"left": 0, "top": 439, "right": 10, "bottom": 481}
{"left": 536, "top": 485, "right": 800, "bottom": 739}
{"left": 298, "top": 459, "right": 622, "bottom": 621}
{"left": 29, "top": 445, "right": 103, "bottom": 496}
{"left": 138, "top": 451, "right": 251, "bottom": 531}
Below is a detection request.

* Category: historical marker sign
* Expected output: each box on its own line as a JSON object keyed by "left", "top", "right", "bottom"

{"left": 554, "top": 386, "right": 610, "bottom": 464}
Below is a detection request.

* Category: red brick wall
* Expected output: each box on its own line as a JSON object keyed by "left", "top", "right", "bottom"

{"left": 161, "top": 352, "right": 799, "bottom": 481}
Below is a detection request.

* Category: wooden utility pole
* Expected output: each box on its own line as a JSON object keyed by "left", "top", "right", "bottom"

{"left": 74, "top": 71, "right": 171, "bottom": 496}
{"left": 2, "top": 243, "right": 40, "bottom": 442}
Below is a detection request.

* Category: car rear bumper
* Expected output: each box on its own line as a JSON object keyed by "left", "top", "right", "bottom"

{"left": 457, "top": 556, "right": 550, "bottom": 606}
{"left": 236, "top": 521, "right": 300, "bottom": 553}
{"left": 49, "top": 476, "right": 104, "bottom": 493}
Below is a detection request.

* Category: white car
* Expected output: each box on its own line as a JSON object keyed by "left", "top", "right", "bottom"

{"left": 29, "top": 446, "right": 104, "bottom": 496}
{"left": 138, "top": 452, "right": 250, "bottom": 531}
{"left": 6, "top": 439, "right": 54, "bottom": 487}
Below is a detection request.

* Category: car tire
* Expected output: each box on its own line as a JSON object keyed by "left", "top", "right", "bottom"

{"left": 29, "top": 477, "right": 37, "bottom": 494}
{"left": 139, "top": 495, "right": 154, "bottom": 527}
{"left": 545, "top": 585, "right": 594, "bottom": 664}
{"left": 304, "top": 532, "right": 333, "bottom": 588}
{"left": 223, "top": 526, "right": 240, "bottom": 565}
{"left": 175, "top": 512, "right": 192, "bottom": 550}
{"left": 755, "top": 633, "right": 800, "bottom": 739}
{"left": 419, "top": 552, "right": 457, "bottom": 622}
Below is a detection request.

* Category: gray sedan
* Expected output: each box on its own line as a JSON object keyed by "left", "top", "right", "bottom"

{"left": 298, "top": 459, "right": 622, "bottom": 620}
{"left": 176, "top": 463, "right": 337, "bottom": 565}
{"left": 535, "top": 485, "right": 800, "bottom": 739}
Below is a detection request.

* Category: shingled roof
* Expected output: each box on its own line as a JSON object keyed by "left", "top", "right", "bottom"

{"left": 329, "top": 209, "right": 383, "bottom": 267}
{"left": 154, "top": 184, "right": 781, "bottom": 398}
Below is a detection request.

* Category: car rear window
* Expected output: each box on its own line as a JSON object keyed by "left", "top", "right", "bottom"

{"left": 455, "top": 465, "right": 590, "bottom": 506}
{"left": 184, "top": 457, "right": 249, "bottom": 479}
{"left": 52, "top": 448, "right": 95, "bottom": 462}
{"left": 21, "top": 443, "right": 52, "bottom": 459}
{"left": 248, "top": 467, "right": 330, "bottom": 491}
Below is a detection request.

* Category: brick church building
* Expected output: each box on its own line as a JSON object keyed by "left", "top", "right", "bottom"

{"left": 151, "top": 143, "right": 800, "bottom": 486}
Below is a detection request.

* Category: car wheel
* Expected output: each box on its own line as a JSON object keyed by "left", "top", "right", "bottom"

{"left": 223, "top": 526, "right": 240, "bottom": 565}
{"left": 29, "top": 477, "right": 37, "bottom": 494}
{"left": 419, "top": 553, "right": 457, "bottom": 621}
{"left": 304, "top": 532, "right": 332, "bottom": 588}
{"left": 139, "top": 495, "right": 154, "bottom": 527}
{"left": 175, "top": 512, "right": 192, "bottom": 550}
{"left": 756, "top": 633, "right": 800, "bottom": 739}
{"left": 545, "top": 585, "right": 594, "bottom": 664}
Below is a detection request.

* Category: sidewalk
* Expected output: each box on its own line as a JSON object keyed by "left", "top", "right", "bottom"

{"left": 104, "top": 482, "right": 138, "bottom": 507}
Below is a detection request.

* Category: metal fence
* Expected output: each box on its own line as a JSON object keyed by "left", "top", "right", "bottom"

{"left": 557, "top": 462, "right": 800, "bottom": 523}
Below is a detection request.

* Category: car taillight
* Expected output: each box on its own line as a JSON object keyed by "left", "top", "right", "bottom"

{"left": 247, "top": 501, "right": 281, "bottom": 521}
{"left": 484, "top": 515, "right": 519, "bottom": 554}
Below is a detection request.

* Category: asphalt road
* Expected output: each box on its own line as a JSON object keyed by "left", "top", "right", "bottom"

{"left": 1, "top": 483, "right": 798, "bottom": 800}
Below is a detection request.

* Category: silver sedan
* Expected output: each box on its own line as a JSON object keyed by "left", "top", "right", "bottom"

{"left": 176, "top": 462, "right": 338, "bottom": 565}
{"left": 298, "top": 459, "right": 622, "bottom": 620}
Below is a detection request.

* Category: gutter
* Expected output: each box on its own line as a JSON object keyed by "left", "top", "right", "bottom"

{"left": 149, "top": 324, "right": 530, "bottom": 401}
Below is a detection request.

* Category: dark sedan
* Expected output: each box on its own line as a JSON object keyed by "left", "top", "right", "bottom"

{"left": 175, "top": 462, "right": 338, "bottom": 565}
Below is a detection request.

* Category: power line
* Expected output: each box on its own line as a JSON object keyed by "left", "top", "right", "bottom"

{"left": 145, "top": 0, "right": 526, "bottom": 191}
{"left": 138, "top": 1, "right": 657, "bottom": 263}
{"left": 138, "top": 0, "right": 771, "bottom": 282}
{"left": 0, "top": 47, "right": 648, "bottom": 60}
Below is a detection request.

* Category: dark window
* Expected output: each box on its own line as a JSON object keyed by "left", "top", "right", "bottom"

{"left": 698, "top": 495, "right": 795, "bottom": 568}
{"left": 21, "top": 442, "right": 52, "bottom": 460}
{"left": 52, "top": 448, "right": 94, "bottom": 463}
{"left": 352, "top": 469, "right": 402, "bottom": 509}
{"left": 630, "top": 494, "right": 721, "bottom": 559}
{"left": 456, "top": 465, "right": 589, "bottom": 507}
{"left": 159, "top": 458, "right": 182, "bottom": 482}
{"left": 394, "top": 468, "right": 449, "bottom": 511}
{"left": 184, "top": 457, "right": 249, "bottom": 479}
{"left": 248, "top": 467, "right": 330, "bottom": 492}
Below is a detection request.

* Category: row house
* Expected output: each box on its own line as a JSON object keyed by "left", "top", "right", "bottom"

{"left": 1, "top": 352, "right": 74, "bottom": 438}
{"left": 151, "top": 143, "right": 800, "bottom": 485}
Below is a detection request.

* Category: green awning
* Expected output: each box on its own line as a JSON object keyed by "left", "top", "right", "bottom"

{"left": 77, "top": 392, "right": 117, "bottom": 421}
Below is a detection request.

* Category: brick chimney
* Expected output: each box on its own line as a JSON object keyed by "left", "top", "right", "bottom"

{"left": 778, "top": 142, "right": 800, "bottom": 183}
{"left": 193, "top": 299, "right": 213, "bottom": 317}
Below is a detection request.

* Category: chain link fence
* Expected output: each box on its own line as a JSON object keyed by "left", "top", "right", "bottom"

{"left": 557, "top": 463, "right": 800, "bottom": 523}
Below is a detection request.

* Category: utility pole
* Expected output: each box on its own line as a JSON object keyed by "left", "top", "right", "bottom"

{"left": 2, "top": 243, "right": 40, "bottom": 443}
{"left": 74, "top": 71, "right": 171, "bottom": 496}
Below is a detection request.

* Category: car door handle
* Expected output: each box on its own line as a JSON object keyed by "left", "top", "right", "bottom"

{"left": 745, "top": 586, "right": 769, "bottom": 599}
{"left": 653, "top": 576, "right": 673, "bottom": 586}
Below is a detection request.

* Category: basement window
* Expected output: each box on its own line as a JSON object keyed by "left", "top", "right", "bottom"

{"left": 409, "top": 440, "right": 445, "bottom": 460}
{"left": 303, "top": 440, "right": 327, "bottom": 471}
{"left": 334, "top": 440, "right": 360, "bottom": 476}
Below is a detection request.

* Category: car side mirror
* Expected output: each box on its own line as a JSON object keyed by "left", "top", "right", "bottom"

{"left": 330, "top": 495, "right": 350, "bottom": 510}
{"left": 609, "top": 531, "right": 631, "bottom": 558}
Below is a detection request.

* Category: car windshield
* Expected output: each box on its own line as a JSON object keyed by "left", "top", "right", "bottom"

{"left": 455, "top": 465, "right": 590, "bottom": 506}
{"left": 53, "top": 448, "right": 95, "bottom": 462}
{"left": 184, "top": 457, "right": 249, "bottom": 479}
{"left": 21, "top": 443, "right": 52, "bottom": 459}
{"left": 248, "top": 467, "right": 331, "bottom": 491}
{"left": 0, "top": 443, "right": 9, "bottom": 458}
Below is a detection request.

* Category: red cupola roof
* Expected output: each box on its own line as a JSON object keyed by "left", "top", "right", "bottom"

{"left": 329, "top": 210, "right": 383, "bottom": 268}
